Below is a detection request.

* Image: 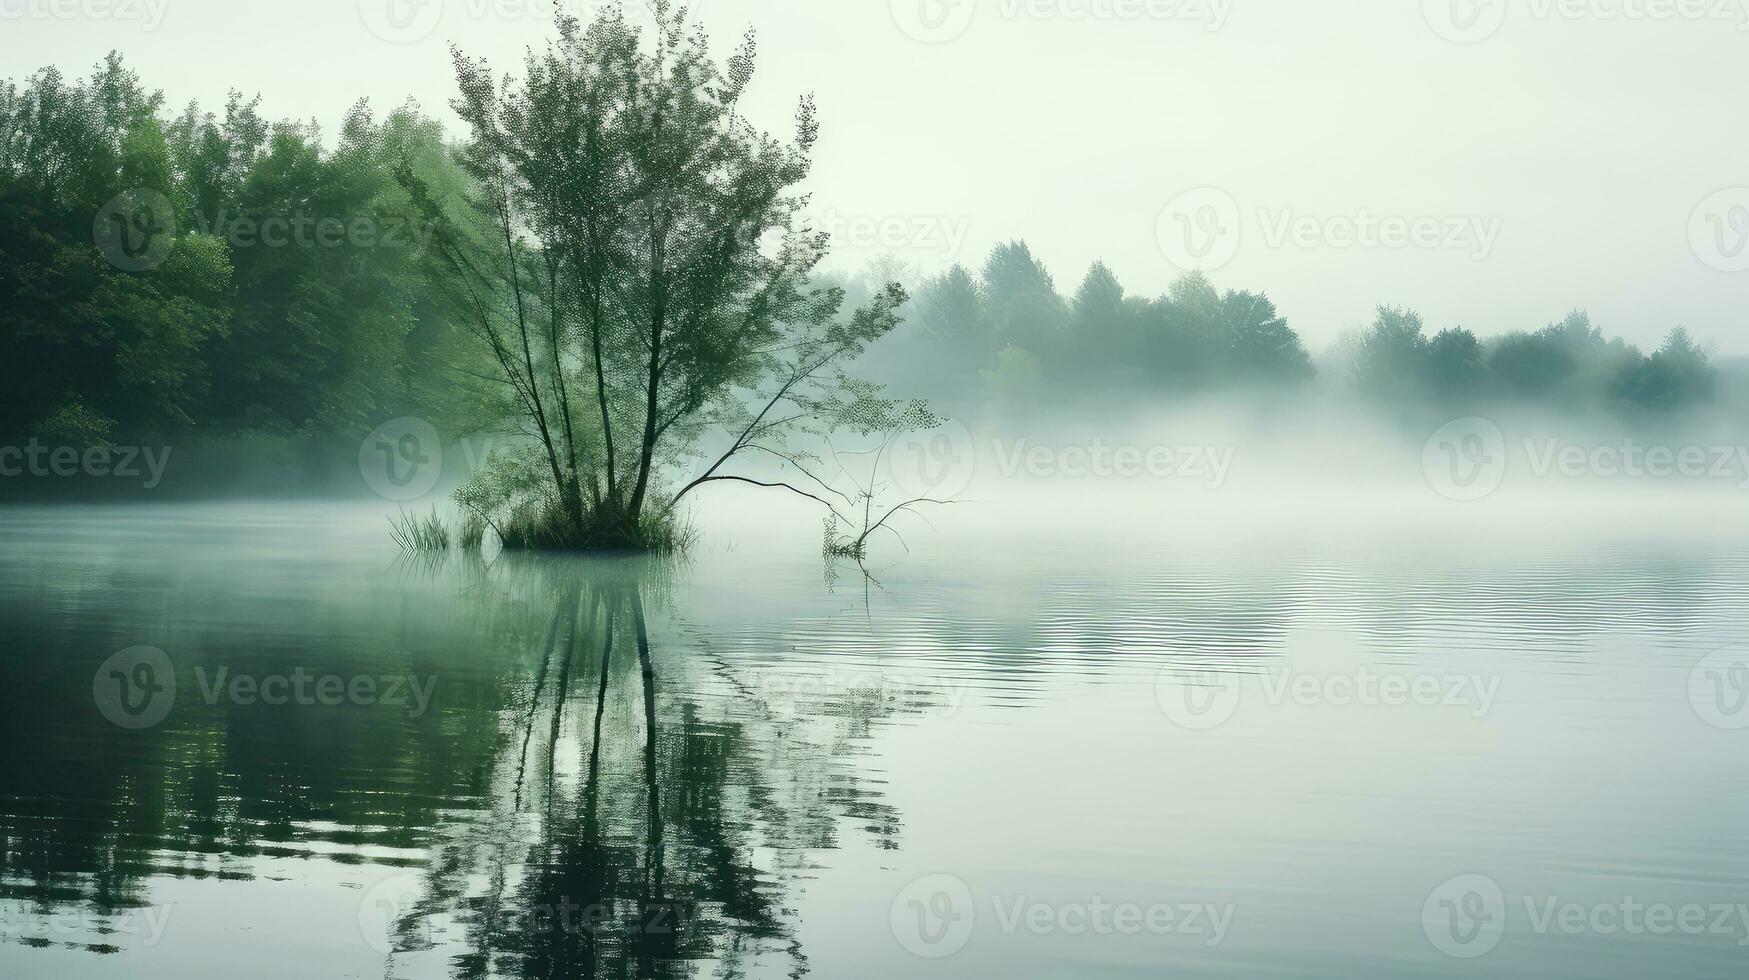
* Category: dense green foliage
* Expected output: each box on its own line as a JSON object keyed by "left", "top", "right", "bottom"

{"left": 432, "top": 9, "right": 929, "bottom": 549}
{"left": 0, "top": 54, "right": 481, "bottom": 455}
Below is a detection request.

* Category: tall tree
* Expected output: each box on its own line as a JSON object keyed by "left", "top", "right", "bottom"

{"left": 434, "top": 6, "right": 926, "bottom": 548}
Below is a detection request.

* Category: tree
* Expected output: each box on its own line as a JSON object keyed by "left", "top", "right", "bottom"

{"left": 435, "top": 7, "right": 928, "bottom": 548}
{"left": 915, "top": 263, "right": 984, "bottom": 341}
{"left": 1353, "top": 305, "right": 1428, "bottom": 400}
{"left": 1070, "top": 261, "right": 1124, "bottom": 333}
{"left": 1612, "top": 326, "right": 1715, "bottom": 413}
{"left": 1426, "top": 327, "right": 1484, "bottom": 399}
{"left": 1221, "top": 289, "right": 1313, "bottom": 382}
{"left": 0, "top": 55, "right": 231, "bottom": 442}
{"left": 979, "top": 240, "right": 1064, "bottom": 352}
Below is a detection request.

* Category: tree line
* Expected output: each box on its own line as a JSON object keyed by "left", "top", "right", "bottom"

{"left": 865, "top": 243, "right": 1718, "bottom": 421}
{"left": 0, "top": 53, "right": 486, "bottom": 460}
{"left": 0, "top": 32, "right": 1726, "bottom": 521}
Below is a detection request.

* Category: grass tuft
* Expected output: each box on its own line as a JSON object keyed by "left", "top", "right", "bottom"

{"left": 389, "top": 506, "right": 452, "bottom": 552}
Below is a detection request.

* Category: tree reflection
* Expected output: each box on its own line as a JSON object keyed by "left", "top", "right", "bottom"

{"left": 376, "top": 561, "right": 829, "bottom": 978}
{"left": 0, "top": 551, "right": 935, "bottom": 975}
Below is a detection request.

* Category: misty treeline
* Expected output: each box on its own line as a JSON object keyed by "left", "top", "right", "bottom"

{"left": 859, "top": 245, "right": 1719, "bottom": 422}
{"left": 0, "top": 17, "right": 1726, "bottom": 512}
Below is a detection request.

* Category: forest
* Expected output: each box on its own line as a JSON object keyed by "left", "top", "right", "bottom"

{"left": 0, "top": 44, "right": 1726, "bottom": 510}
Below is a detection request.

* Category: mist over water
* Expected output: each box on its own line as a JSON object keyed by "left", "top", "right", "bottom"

{"left": 3, "top": 486, "right": 1747, "bottom": 978}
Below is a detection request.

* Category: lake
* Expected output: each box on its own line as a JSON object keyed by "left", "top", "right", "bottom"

{"left": 1, "top": 490, "right": 1745, "bottom": 978}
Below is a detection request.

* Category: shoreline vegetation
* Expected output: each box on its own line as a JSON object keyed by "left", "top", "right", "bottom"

{"left": 0, "top": 4, "right": 1731, "bottom": 546}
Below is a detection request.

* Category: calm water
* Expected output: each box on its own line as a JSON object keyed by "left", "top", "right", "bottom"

{"left": 1, "top": 495, "right": 1746, "bottom": 978}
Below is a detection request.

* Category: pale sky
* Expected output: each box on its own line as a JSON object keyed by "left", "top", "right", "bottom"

{"left": 7, "top": 0, "right": 1749, "bottom": 354}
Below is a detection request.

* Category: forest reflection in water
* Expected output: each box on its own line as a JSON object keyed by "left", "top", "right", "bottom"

{"left": 5, "top": 499, "right": 1749, "bottom": 979}
{"left": 0, "top": 545, "right": 940, "bottom": 978}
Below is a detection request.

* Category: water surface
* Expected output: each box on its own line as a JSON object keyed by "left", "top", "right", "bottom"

{"left": 1, "top": 496, "right": 1744, "bottom": 978}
